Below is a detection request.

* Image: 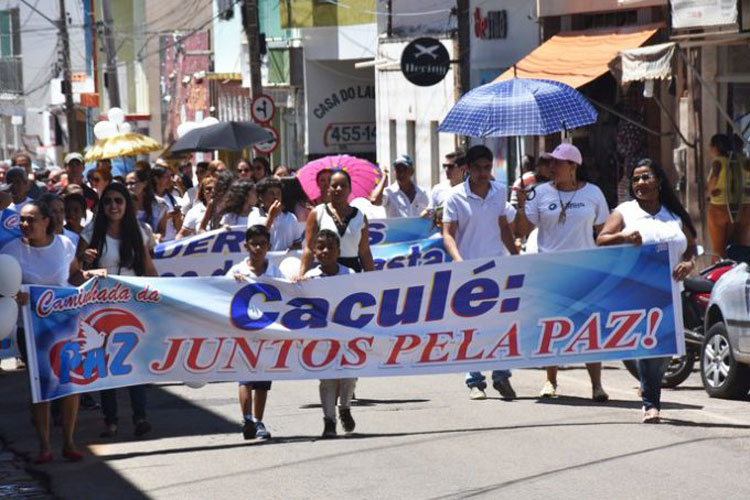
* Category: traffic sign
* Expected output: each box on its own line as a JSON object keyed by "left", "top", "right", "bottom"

{"left": 251, "top": 94, "right": 276, "bottom": 124}
{"left": 253, "top": 125, "right": 279, "bottom": 154}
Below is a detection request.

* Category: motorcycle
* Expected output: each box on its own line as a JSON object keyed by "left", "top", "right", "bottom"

{"left": 622, "top": 258, "right": 736, "bottom": 388}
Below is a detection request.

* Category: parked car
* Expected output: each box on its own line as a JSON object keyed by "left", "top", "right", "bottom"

{"left": 701, "top": 245, "right": 750, "bottom": 399}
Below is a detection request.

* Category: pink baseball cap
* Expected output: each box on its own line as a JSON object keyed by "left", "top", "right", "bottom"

{"left": 543, "top": 143, "right": 582, "bottom": 165}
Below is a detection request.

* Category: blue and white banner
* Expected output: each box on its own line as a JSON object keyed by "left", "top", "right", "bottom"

{"left": 23, "top": 243, "right": 682, "bottom": 402}
{"left": 154, "top": 218, "right": 443, "bottom": 277}
{"left": 0, "top": 209, "right": 21, "bottom": 251}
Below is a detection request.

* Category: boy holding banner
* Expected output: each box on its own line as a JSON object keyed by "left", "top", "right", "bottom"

{"left": 303, "top": 229, "right": 357, "bottom": 438}
{"left": 442, "top": 145, "right": 519, "bottom": 401}
{"left": 226, "top": 224, "right": 283, "bottom": 440}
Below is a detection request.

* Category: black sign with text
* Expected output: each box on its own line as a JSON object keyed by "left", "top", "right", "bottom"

{"left": 400, "top": 37, "right": 450, "bottom": 87}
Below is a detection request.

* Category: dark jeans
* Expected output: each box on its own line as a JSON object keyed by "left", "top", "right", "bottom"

{"left": 637, "top": 357, "right": 670, "bottom": 411}
{"left": 101, "top": 386, "right": 147, "bottom": 425}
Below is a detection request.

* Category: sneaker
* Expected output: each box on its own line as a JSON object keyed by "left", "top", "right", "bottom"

{"left": 469, "top": 387, "right": 487, "bottom": 400}
{"left": 592, "top": 386, "right": 609, "bottom": 402}
{"left": 321, "top": 418, "right": 337, "bottom": 439}
{"left": 134, "top": 419, "right": 152, "bottom": 437}
{"left": 255, "top": 421, "right": 271, "bottom": 440}
{"left": 339, "top": 408, "right": 355, "bottom": 434}
{"left": 493, "top": 379, "right": 516, "bottom": 401}
{"left": 642, "top": 408, "right": 660, "bottom": 424}
{"left": 242, "top": 420, "right": 256, "bottom": 440}
{"left": 539, "top": 381, "right": 557, "bottom": 398}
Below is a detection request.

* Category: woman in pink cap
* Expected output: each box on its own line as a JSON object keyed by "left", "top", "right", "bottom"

{"left": 516, "top": 143, "right": 611, "bottom": 402}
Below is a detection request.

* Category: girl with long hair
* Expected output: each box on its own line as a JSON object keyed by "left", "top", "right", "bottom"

{"left": 177, "top": 176, "right": 215, "bottom": 239}
{"left": 150, "top": 166, "right": 182, "bottom": 242}
{"left": 81, "top": 183, "right": 157, "bottom": 437}
{"left": 126, "top": 169, "right": 167, "bottom": 241}
{"left": 200, "top": 170, "right": 235, "bottom": 232}
{"left": 598, "top": 159, "right": 697, "bottom": 422}
{"left": 219, "top": 180, "right": 257, "bottom": 227}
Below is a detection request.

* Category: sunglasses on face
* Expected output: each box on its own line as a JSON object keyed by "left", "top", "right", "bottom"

{"left": 102, "top": 197, "right": 125, "bottom": 206}
{"left": 238, "top": 168, "right": 251, "bottom": 174}
{"left": 125, "top": 181, "right": 138, "bottom": 187}
{"left": 442, "top": 163, "right": 457, "bottom": 170}
{"left": 631, "top": 173, "right": 655, "bottom": 183}
{"left": 20, "top": 215, "right": 38, "bottom": 224}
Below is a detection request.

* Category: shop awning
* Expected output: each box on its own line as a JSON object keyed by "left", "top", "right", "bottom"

{"left": 495, "top": 24, "right": 663, "bottom": 88}
{"left": 618, "top": 42, "right": 676, "bottom": 82}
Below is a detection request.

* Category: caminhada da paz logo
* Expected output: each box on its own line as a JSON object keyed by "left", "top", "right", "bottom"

{"left": 50, "top": 308, "right": 145, "bottom": 385}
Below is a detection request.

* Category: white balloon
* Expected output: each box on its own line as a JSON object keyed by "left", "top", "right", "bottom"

{"left": 93, "top": 121, "right": 118, "bottom": 140}
{"left": 118, "top": 122, "right": 132, "bottom": 134}
{"left": 0, "top": 297, "right": 18, "bottom": 341}
{"left": 278, "top": 256, "right": 301, "bottom": 280}
{"left": 107, "top": 107, "right": 126, "bottom": 125}
{"left": 201, "top": 117, "right": 219, "bottom": 127}
{"left": 185, "top": 381, "right": 206, "bottom": 389}
{"left": 0, "top": 254, "right": 22, "bottom": 297}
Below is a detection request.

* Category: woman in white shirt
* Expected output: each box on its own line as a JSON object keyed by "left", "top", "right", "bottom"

{"left": 219, "top": 180, "right": 257, "bottom": 227}
{"left": 300, "top": 170, "right": 375, "bottom": 274}
{"left": 81, "top": 183, "right": 157, "bottom": 438}
{"left": 516, "top": 144, "right": 611, "bottom": 402}
{"left": 177, "top": 177, "right": 214, "bottom": 239}
{"left": 597, "top": 159, "right": 697, "bottom": 423}
{"left": 126, "top": 169, "right": 167, "bottom": 241}
{"left": 2, "top": 199, "right": 101, "bottom": 463}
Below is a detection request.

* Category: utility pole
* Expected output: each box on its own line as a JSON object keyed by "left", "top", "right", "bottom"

{"left": 58, "top": 0, "right": 79, "bottom": 151}
{"left": 101, "top": 0, "right": 121, "bottom": 107}
{"left": 455, "top": 0, "right": 470, "bottom": 150}
{"left": 243, "top": 0, "right": 263, "bottom": 98}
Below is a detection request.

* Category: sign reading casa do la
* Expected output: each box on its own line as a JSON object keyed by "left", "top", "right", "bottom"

{"left": 400, "top": 37, "right": 451, "bottom": 87}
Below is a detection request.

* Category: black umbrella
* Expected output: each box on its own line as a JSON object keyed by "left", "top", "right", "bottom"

{"left": 170, "top": 121, "right": 274, "bottom": 153}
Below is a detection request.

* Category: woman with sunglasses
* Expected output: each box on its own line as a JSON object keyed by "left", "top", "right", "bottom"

{"left": 126, "top": 170, "right": 167, "bottom": 243}
{"left": 81, "top": 183, "right": 158, "bottom": 438}
{"left": 150, "top": 166, "right": 183, "bottom": 242}
{"left": 200, "top": 170, "right": 235, "bottom": 233}
{"left": 88, "top": 163, "right": 112, "bottom": 197}
{"left": 177, "top": 176, "right": 215, "bottom": 239}
{"left": 236, "top": 159, "right": 253, "bottom": 181}
{"left": 1, "top": 199, "right": 102, "bottom": 463}
{"left": 597, "top": 159, "right": 696, "bottom": 423}
{"left": 516, "top": 144, "right": 611, "bottom": 402}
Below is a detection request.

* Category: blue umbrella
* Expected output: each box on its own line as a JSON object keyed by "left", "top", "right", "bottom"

{"left": 439, "top": 78, "right": 597, "bottom": 137}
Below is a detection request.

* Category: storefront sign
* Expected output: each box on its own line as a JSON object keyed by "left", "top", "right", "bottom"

{"left": 305, "top": 60, "right": 375, "bottom": 155}
{"left": 400, "top": 37, "right": 451, "bottom": 87}
{"left": 671, "top": 0, "right": 738, "bottom": 29}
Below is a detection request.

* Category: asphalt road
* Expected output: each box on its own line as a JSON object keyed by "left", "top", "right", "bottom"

{"left": 2, "top": 361, "right": 750, "bottom": 500}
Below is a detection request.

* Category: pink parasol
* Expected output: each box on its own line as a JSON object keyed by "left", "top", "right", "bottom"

{"left": 297, "top": 155, "right": 383, "bottom": 203}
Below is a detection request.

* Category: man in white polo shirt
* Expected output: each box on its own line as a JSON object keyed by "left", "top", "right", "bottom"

{"left": 370, "top": 154, "right": 429, "bottom": 218}
{"left": 443, "top": 144, "right": 519, "bottom": 401}
{"left": 423, "top": 151, "right": 467, "bottom": 215}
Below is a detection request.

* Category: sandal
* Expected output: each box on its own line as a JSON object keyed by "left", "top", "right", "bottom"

{"left": 62, "top": 449, "right": 85, "bottom": 462}
{"left": 33, "top": 452, "right": 53, "bottom": 465}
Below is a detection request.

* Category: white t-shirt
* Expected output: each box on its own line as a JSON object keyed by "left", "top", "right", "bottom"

{"left": 382, "top": 182, "right": 429, "bottom": 218}
{"left": 136, "top": 201, "right": 167, "bottom": 233}
{"left": 226, "top": 258, "right": 285, "bottom": 279}
{"left": 1, "top": 234, "right": 76, "bottom": 286}
{"left": 9, "top": 196, "right": 32, "bottom": 213}
{"left": 304, "top": 264, "right": 355, "bottom": 279}
{"left": 313, "top": 204, "right": 365, "bottom": 259}
{"left": 181, "top": 186, "right": 197, "bottom": 215}
{"left": 524, "top": 182, "right": 609, "bottom": 253}
{"left": 615, "top": 200, "right": 688, "bottom": 258}
{"left": 428, "top": 180, "right": 453, "bottom": 210}
{"left": 160, "top": 192, "right": 182, "bottom": 242}
{"left": 62, "top": 228, "right": 80, "bottom": 249}
{"left": 442, "top": 179, "right": 510, "bottom": 260}
{"left": 182, "top": 202, "right": 207, "bottom": 232}
{"left": 220, "top": 213, "right": 249, "bottom": 227}
{"left": 247, "top": 207, "right": 303, "bottom": 251}
{"left": 81, "top": 223, "right": 152, "bottom": 274}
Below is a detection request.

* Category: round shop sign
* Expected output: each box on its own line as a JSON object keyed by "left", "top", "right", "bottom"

{"left": 400, "top": 37, "right": 450, "bottom": 87}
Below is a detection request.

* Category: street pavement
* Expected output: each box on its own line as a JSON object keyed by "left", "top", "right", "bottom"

{"left": 1, "top": 360, "right": 750, "bottom": 500}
